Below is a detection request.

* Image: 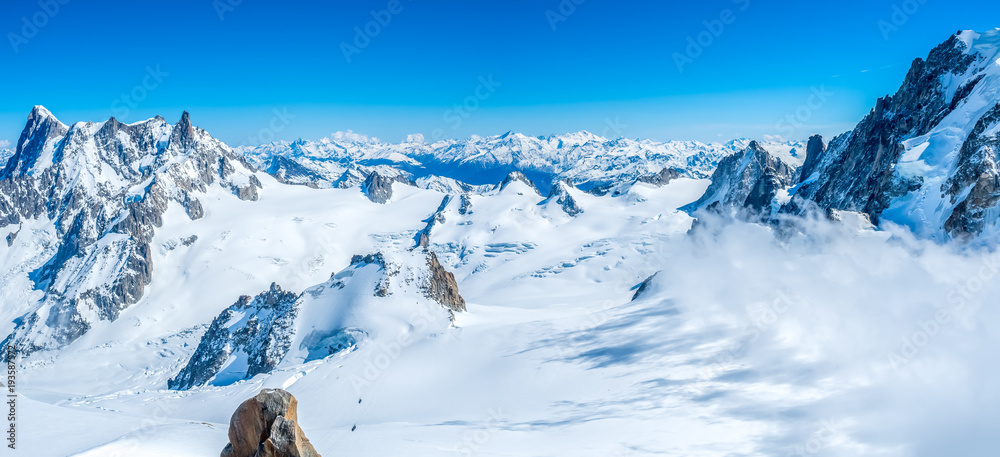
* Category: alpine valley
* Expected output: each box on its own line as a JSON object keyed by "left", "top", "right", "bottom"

{"left": 3, "top": 30, "right": 1000, "bottom": 457}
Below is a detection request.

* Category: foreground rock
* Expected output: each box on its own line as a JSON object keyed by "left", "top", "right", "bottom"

{"left": 221, "top": 389, "right": 321, "bottom": 457}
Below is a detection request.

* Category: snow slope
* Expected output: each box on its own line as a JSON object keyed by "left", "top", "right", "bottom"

{"left": 5, "top": 30, "right": 1000, "bottom": 457}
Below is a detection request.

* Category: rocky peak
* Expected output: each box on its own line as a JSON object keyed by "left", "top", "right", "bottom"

{"left": 543, "top": 180, "right": 584, "bottom": 216}
{"left": 2, "top": 108, "right": 266, "bottom": 357}
{"left": 499, "top": 171, "right": 540, "bottom": 195}
{"left": 171, "top": 111, "right": 196, "bottom": 151}
{"left": 362, "top": 171, "right": 395, "bottom": 204}
{"left": 636, "top": 167, "right": 681, "bottom": 186}
{"left": 168, "top": 283, "right": 300, "bottom": 390}
{"left": 3, "top": 105, "right": 68, "bottom": 178}
{"left": 683, "top": 142, "right": 796, "bottom": 216}
{"left": 782, "top": 30, "right": 1000, "bottom": 235}
{"left": 799, "top": 135, "right": 826, "bottom": 182}
{"left": 424, "top": 251, "right": 466, "bottom": 313}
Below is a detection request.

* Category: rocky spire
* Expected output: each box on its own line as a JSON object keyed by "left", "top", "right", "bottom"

{"left": 799, "top": 135, "right": 826, "bottom": 182}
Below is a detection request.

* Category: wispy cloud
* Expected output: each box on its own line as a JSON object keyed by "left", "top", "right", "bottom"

{"left": 0, "top": 140, "right": 10, "bottom": 149}
{"left": 329, "top": 130, "right": 379, "bottom": 143}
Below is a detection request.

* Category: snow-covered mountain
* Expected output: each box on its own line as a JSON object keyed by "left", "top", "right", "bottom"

{"left": 3, "top": 29, "right": 1000, "bottom": 457}
{"left": 1, "top": 107, "right": 263, "bottom": 355}
{"left": 684, "top": 30, "right": 1000, "bottom": 242}
{"left": 0, "top": 148, "right": 12, "bottom": 167}
{"left": 239, "top": 132, "right": 804, "bottom": 194}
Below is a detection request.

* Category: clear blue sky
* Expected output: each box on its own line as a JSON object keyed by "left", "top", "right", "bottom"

{"left": 1, "top": 0, "right": 999, "bottom": 147}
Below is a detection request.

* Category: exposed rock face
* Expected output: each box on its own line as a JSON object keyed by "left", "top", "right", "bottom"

{"left": 424, "top": 251, "right": 467, "bottom": 313}
{"left": 171, "top": 249, "right": 463, "bottom": 386}
{"left": 683, "top": 141, "right": 796, "bottom": 216}
{"left": 458, "top": 194, "right": 473, "bottom": 215}
{"left": 362, "top": 171, "right": 396, "bottom": 203}
{"left": 498, "top": 171, "right": 541, "bottom": 195}
{"left": 943, "top": 103, "right": 1000, "bottom": 237}
{"left": 784, "top": 33, "right": 984, "bottom": 225}
{"left": 415, "top": 195, "right": 452, "bottom": 248}
{"left": 266, "top": 155, "right": 325, "bottom": 187}
{"left": 631, "top": 273, "right": 659, "bottom": 301}
{"left": 169, "top": 284, "right": 300, "bottom": 390}
{"left": 0, "top": 107, "right": 264, "bottom": 356}
{"left": 637, "top": 167, "right": 681, "bottom": 186}
{"left": 543, "top": 180, "right": 584, "bottom": 216}
{"left": 798, "top": 135, "right": 826, "bottom": 182}
{"left": 221, "top": 389, "right": 321, "bottom": 457}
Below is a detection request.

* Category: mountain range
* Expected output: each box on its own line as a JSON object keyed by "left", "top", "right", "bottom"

{"left": 2, "top": 28, "right": 1000, "bottom": 457}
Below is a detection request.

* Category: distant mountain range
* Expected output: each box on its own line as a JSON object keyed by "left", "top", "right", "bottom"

{"left": 237, "top": 131, "right": 804, "bottom": 194}
{"left": 3, "top": 28, "right": 1000, "bottom": 457}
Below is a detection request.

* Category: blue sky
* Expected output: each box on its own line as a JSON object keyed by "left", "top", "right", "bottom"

{"left": 1, "top": 0, "right": 999, "bottom": 147}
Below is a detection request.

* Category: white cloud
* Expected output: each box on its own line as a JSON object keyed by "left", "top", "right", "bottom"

{"left": 329, "top": 130, "right": 378, "bottom": 144}
{"left": 637, "top": 214, "right": 1000, "bottom": 454}
{"left": 0, "top": 139, "right": 10, "bottom": 149}
{"left": 405, "top": 133, "right": 425, "bottom": 144}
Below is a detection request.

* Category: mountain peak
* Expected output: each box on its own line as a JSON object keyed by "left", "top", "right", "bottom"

{"left": 28, "top": 105, "right": 56, "bottom": 122}
{"left": 170, "top": 111, "right": 196, "bottom": 149}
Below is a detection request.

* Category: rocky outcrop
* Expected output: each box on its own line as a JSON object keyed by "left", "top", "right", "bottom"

{"left": 498, "top": 171, "right": 541, "bottom": 195}
{"left": 636, "top": 167, "right": 681, "bottom": 186}
{"left": 798, "top": 135, "right": 826, "bottom": 182}
{"left": 543, "top": 180, "right": 584, "bottom": 216}
{"left": 169, "top": 284, "right": 300, "bottom": 390}
{"left": 415, "top": 195, "right": 452, "bottom": 248}
{"left": 424, "top": 251, "right": 466, "bottom": 313}
{"left": 943, "top": 103, "right": 1000, "bottom": 237}
{"left": 683, "top": 141, "right": 796, "bottom": 216}
{"left": 362, "top": 171, "right": 396, "bottom": 203}
{"left": 221, "top": 389, "right": 321, "bottom": 457}
{"left": 266, "top": 155, "right": 325, "bottom": 188}
{"left": 631, "top": 273, "right": 659, "bottom": 301}
{"left": 458, "top": 194, "right": 473, "bottom": 215}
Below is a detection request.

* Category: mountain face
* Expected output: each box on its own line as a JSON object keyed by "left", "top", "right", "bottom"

{"left": 0, "top": 107, "right": 263, "bottom": 355}
{"left": 680, "top": 30, "right": 1000, "bottom": 240}
{"left": 782, "top": 30, "right": 1000, "bottom": 239}
{"left": 168, "top": 283, "right": 301, "bottom": 390}
{"left": 170, "top": 250, "right": 462, "bottom": 390}
{"left": 240, "top": 133, "right": 804, "bottom": 195}
{"left": 683, "top": 141, "right": 797, "bottom": 217}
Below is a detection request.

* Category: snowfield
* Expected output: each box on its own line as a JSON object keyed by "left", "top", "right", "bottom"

{"left": 6, "top": 173, "right": 1000, "bottom": 456}
{"left": 5, "top": 28, "right": 1000, "bottom": 457}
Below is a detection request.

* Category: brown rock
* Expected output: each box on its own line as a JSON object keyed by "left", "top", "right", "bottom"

{"left": 221, "top": 388, "right": 321, "bottom": 457}
{"left": 424, "top": 252, "right": 466, "bottom": 313}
